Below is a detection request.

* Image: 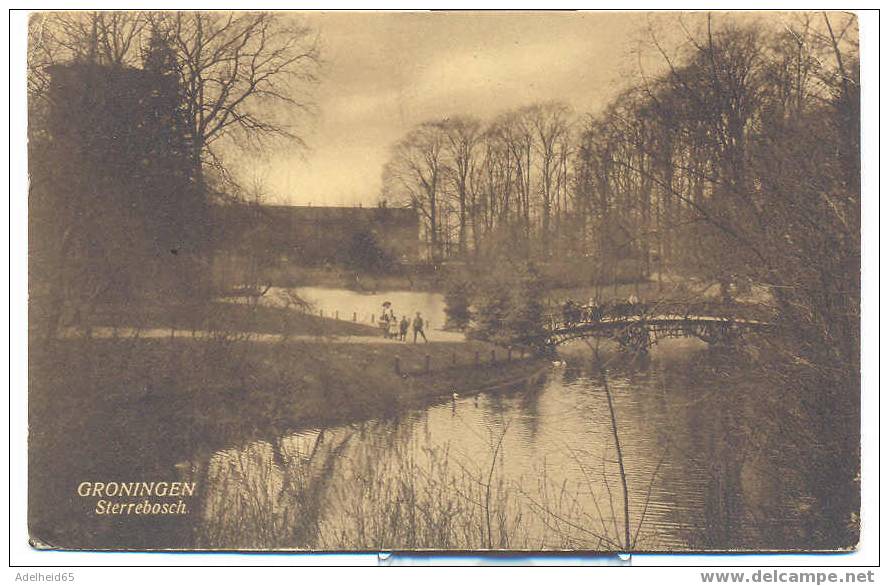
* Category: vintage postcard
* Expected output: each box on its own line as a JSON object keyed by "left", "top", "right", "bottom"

{"left": 26, "top": 10, "right": 861, "bottom": 552}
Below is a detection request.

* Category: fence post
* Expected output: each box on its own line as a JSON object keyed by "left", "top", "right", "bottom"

{"left": 425, "top": 354, "right": 431, "bottom": 373}
{"left": 452, "top": 352, "right": 457, "bottom": 366}
{"left": 507, "top": 348, "right": 512, "bottom": 362}
{"left": 395, "top": 356, "right": 401, "bottom": 375}
{"left": 353, "top": 312, "right": 357, "bottom": 322}
{"left": 335, "top": 310, "right": 339, "bottom": 320}
{"left": 491, "top": 349, "right": 496, "bottom": 363}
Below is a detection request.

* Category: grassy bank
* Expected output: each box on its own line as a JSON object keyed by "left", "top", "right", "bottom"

{"left": 31, "top": 336, "right": 544, "bottom": 435}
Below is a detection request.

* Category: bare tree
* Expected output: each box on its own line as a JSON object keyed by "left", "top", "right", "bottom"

{"left": 29, "top": 11, "right": 321, "bottom": 194}
{"left": 441, "top": 116, "right": 482, "bottom": 256}
{"left": 150, "top": 12, "right": 321, "bottom": 192}
{"left": 382, "top": 121, "right": 448, "bottom": 261}
{"left": 527, "top": 101, "right": 573, "bottom": 254}
{"left": 27, "top": 14, "right": 59, "bottom": 100}
{"left": 30, "top": 12, "right": 146, "bottom": 68}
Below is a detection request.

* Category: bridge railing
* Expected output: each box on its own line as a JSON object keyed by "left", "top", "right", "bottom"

{"left": 545, "top": 301, "right": 665, "bottom": 329}
{"left": 544, "top": 300, "right": 771, "bottom": 331}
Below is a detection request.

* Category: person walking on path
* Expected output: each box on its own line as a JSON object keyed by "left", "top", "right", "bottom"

{"left": 380, "top": 302, "right": 393, "bottom": 338}
{"left": 412, "top": 312, "right": 428, "bottom": 343}
{"left": 389, "top": 311, "right": 399, "bottom": 339}
{"left": 399, "top": 315, "right": 410, "bottom": 342}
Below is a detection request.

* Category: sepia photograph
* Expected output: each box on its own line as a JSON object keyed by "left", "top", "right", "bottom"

{"left": 23, "top": 9, "right": 865, "bottom": 555}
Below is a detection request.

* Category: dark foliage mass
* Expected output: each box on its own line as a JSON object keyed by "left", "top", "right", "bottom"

{"left": 443, "top": 280, "right": 472, "bottom": 330}
{"left": 28, "top": 11, "right": 320, "bottom": 337}
{"left": 342, "top": 229, "right": 394, "bottom": 272}
{"left": 444, "top": 252, "right": 547, "bottom": 350}
{"left": 29, "top": 59, "right": 204, "bottom": 336}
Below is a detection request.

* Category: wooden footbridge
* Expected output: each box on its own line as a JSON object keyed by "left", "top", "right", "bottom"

{"left": 536, "top": 301, "right": 775, "bottom": 352}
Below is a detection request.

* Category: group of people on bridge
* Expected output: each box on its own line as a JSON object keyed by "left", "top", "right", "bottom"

{"left": 378, "top": 303, "right": 428, "bottom": 343}
{"left": 560, "top": 295, "right": 649, "bottom": 328}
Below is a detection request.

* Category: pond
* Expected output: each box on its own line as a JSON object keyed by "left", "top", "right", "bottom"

{"left": 190, "top": 338, "right": 817, "bottom": 551}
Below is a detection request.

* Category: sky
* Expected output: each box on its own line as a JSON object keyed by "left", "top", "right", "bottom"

{"left": 245, "top": 12, "right": 708, "bottom": 207}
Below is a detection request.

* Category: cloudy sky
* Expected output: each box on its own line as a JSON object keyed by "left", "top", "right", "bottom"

{"left": 249, "top": 12, "right": 691, "bottom": 206}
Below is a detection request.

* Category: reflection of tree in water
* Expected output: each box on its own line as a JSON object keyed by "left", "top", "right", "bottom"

{"left": 696, "top": 406, "right": 747, "bottom": 548}
{"left": 317, "top": 418, "right": 553, "bottom": 549}
{"left": 515, "top": 375, "right": 548, "bottom": 442}
{"left": 671, "top": 358, "right": 814, "bottom": 551}
{"left": 195, "top": 429, "right": 353, "bottom": 549}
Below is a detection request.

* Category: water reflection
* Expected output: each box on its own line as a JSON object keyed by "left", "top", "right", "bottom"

{"left": 194, "top": 339, "right": 815, "bottom": 551}
{"left": 195, "top": 429, "right": 353, "bottom": 549}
